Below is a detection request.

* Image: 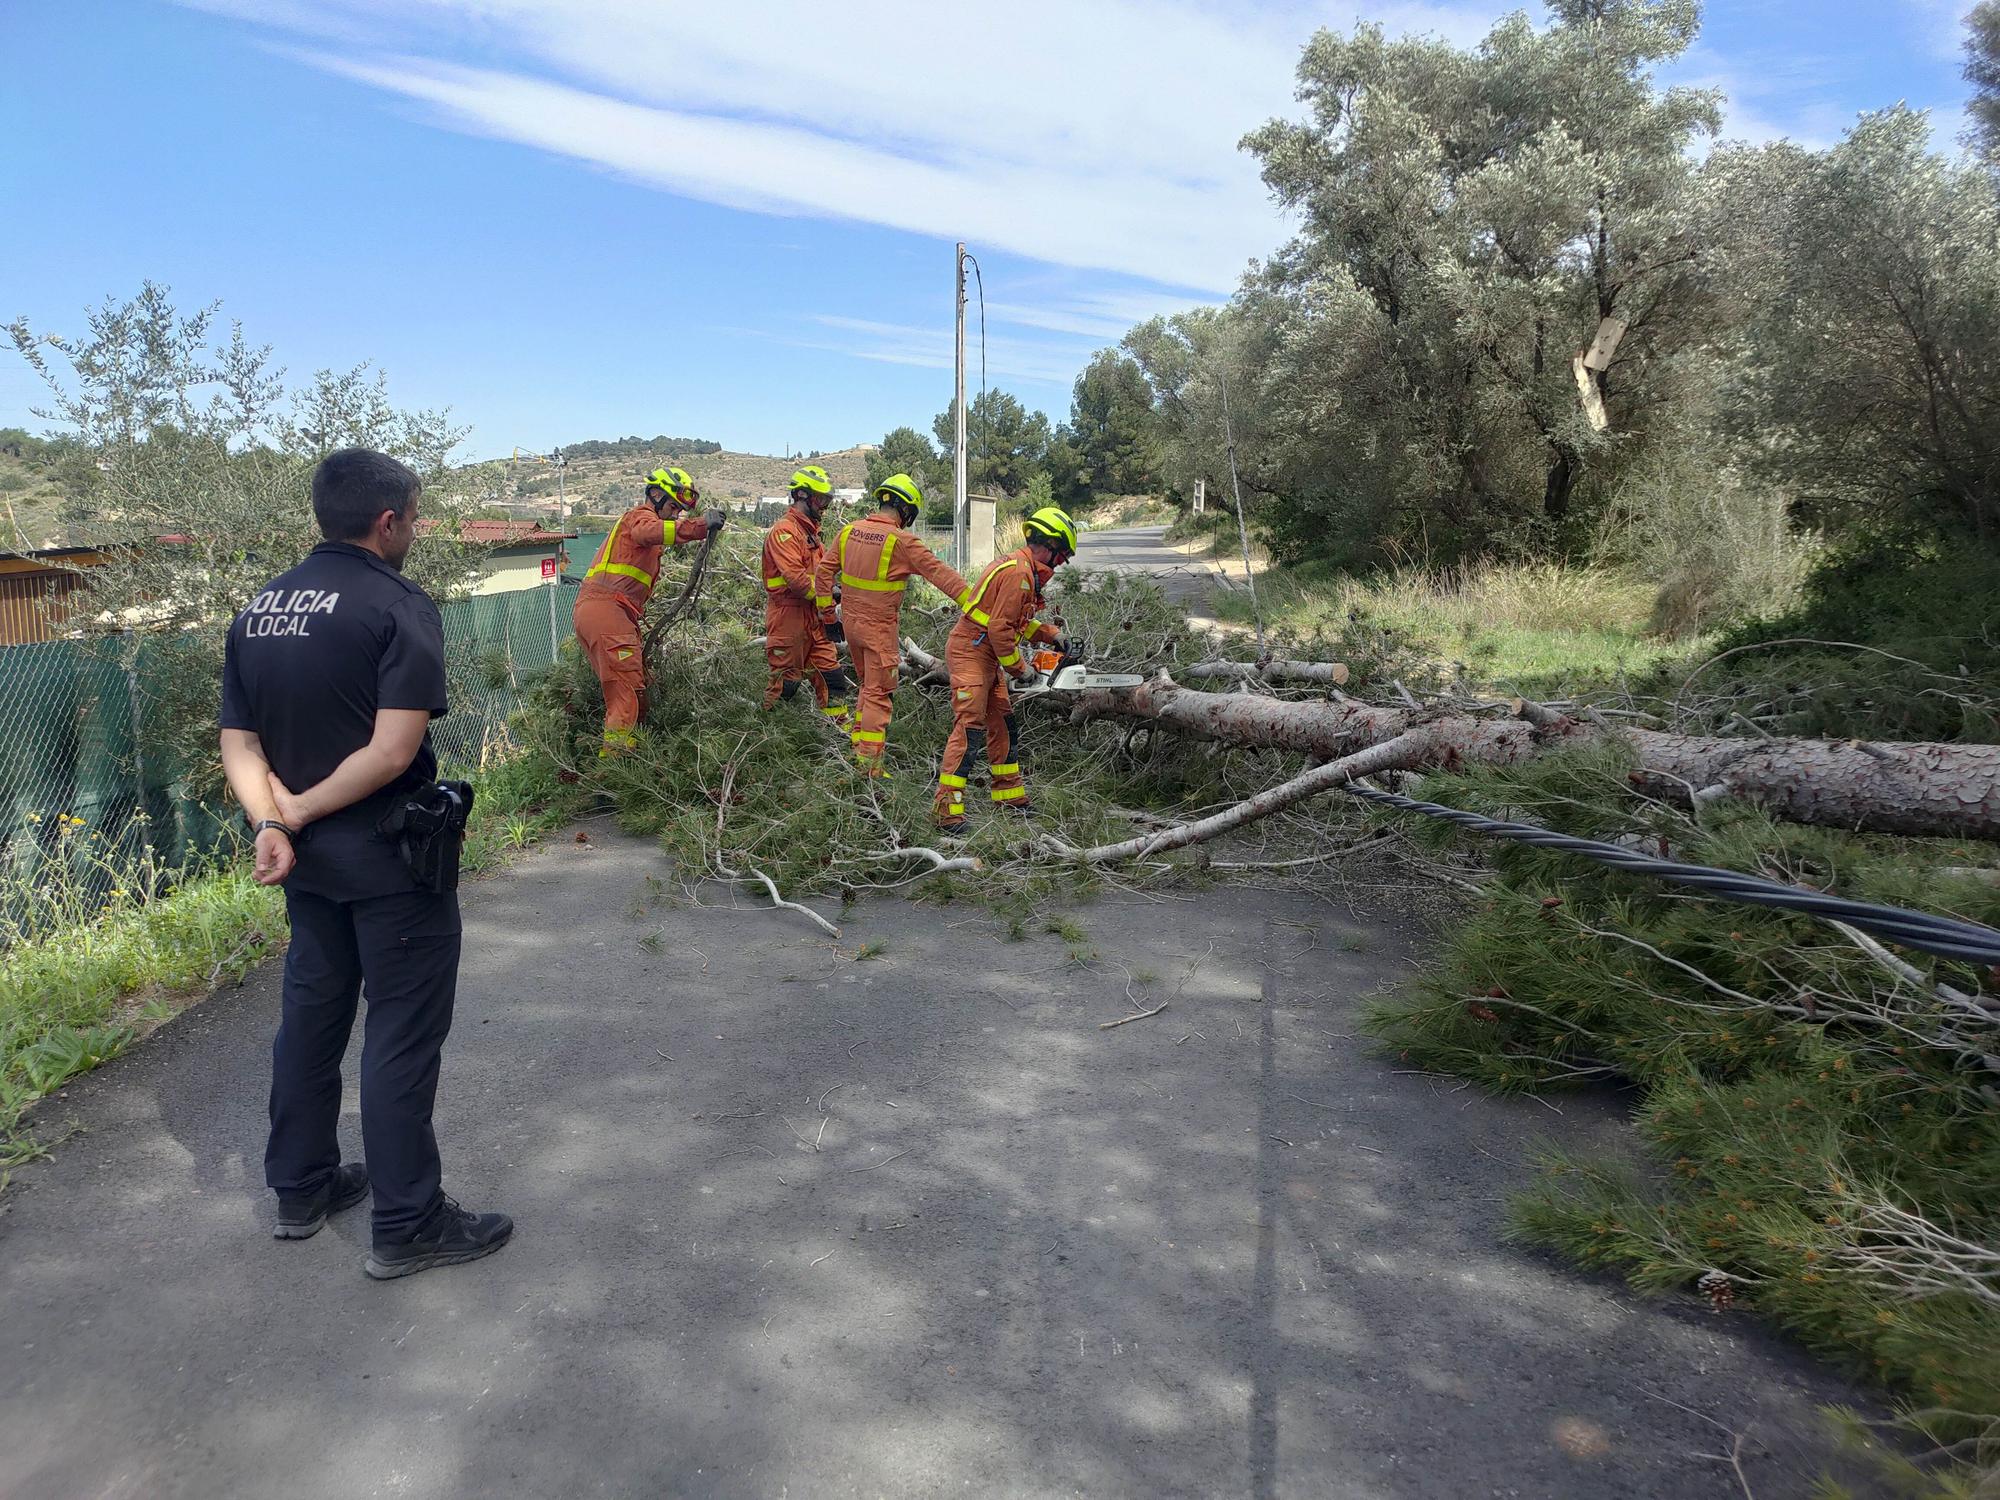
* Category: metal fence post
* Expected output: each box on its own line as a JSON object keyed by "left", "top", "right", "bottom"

{"left": 548, "top": 578, "right": 559, "bottom": 662}
{"left": 122, "top": 633, "right": 157, "bottom": 871}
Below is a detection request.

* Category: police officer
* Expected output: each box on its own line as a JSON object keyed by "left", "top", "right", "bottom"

{"left": 218, "top": 447, "right": 512, "bottom": 1280}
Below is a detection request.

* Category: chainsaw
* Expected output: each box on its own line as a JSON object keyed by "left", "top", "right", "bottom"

{"left": 1010, "top": 643, "right": 1145, "bottom": 701}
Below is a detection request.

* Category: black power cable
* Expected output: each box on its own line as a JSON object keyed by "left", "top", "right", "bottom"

{"left": 1342, "top": 784, "right": 2000, "bottom": 968}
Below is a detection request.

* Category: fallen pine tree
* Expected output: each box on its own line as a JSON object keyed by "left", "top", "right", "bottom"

{"left": 1063, "top": 674, "right": 2000, "bottom": 843}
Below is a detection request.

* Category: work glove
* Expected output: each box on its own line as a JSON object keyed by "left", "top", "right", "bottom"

{"left": 704, "top": 508, "right": 727, "bottom": 532}
{"left": 825, "top": 619, "right": 846, "bottom": 645}
{"left": 1014, "top": 667, "right": 1043, "bottom": 691}
{"left": 1043, "top": 636, "right": 1070, "bottom": 657}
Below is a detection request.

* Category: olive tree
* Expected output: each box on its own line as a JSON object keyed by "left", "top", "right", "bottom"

{"left": 6, "top": 282, "right": 481, "bottom": 795}
{"left": 1721, "top": 109, "right": 2000, "bottom": 547}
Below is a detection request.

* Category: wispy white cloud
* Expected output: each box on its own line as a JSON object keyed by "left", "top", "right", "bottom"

{"left": 188, "top": 0, "right": 1509, "bottom": 294}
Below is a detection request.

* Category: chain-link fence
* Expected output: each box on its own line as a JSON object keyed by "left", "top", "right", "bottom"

{"left": 0, "top": 581, "right": 579, "bottom": 923}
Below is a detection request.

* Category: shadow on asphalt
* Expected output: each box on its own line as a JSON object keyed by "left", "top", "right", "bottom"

{"left": 0, "top": 826, "right": 1884, "bottom": 1498}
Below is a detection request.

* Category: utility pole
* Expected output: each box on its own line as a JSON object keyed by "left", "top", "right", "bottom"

{"left": 553, "top": 447, "right": 568, "bottom": 520}
{"left": 954, "top": 242, "right": 969, "bottom": 568}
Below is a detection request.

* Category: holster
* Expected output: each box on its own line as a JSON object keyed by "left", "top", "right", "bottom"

{"left": 375, "top": 779, "right": 475, "bottom": 894}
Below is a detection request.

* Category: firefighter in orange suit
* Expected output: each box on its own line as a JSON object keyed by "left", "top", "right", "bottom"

{"left": 934, "top": 506, "right": 1075, "bottom": 831}
{"left": 573, "top": 467, "right": 721, "bottom": 755}
{"left": 812, "top": 472, "right": 969, "bottom": 776}
{"left": 762, "top": 465, "right": 851, "bottom": 727}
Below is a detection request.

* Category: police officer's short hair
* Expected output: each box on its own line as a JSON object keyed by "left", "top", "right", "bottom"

{"left": 311, "top": 448, "right": 422, "bottom": 541}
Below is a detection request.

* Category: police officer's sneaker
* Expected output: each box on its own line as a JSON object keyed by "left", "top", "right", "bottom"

{"left": 363, "top": 1196, "right": 514, "bottom": 1280}
{"left": 274, "top": 1162, "right": 370, "bottom": 1240}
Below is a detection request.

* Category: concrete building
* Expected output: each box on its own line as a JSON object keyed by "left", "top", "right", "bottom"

{"left": 454, "top": 520, "right": 580, "bottom": 595}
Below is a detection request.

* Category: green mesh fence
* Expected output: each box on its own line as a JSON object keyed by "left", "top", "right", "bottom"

{"left": 0, "top": 582, "right": 578, "bottom": 922}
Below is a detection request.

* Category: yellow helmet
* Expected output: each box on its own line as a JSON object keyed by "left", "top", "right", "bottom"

{"left": 647, "top": 467, "right": 697, "bottom": 508}
{"left": 789, "top": 464, "right": 832, "bottom": 499}
{"left": 873, "top": 472, "right": 924, "bottom": 525}
{"left": 1022, "top": 505, "right": 1078, "bottom": 558}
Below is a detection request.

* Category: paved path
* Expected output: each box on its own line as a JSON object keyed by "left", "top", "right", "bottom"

{"left": 1077, "top": 524, "right": 1235, "bottom": 611}
{"left": 1, "top": 828, "right": 1875, "bottom": 1498}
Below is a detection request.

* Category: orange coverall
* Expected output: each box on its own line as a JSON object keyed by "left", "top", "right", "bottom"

{"left": 761, "top": 505, "right": 848, "bottom": 725}
{"left": 572, "top": 502, "right": 710, "bottom": 753}
{"left": 934, "top": 546, "right": 1060, "bottom": 825}
{"left": 813, "top": 508, "right": 969, "bottom": 774}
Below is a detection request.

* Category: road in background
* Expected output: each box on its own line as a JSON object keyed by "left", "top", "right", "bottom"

{"left": 1078, "top": 523, "right": 1233, "bottom": 608}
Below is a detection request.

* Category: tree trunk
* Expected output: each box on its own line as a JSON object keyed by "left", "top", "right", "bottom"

{"left": 1543, "top": 444, "right": 1577, "bottom": 522}
{"left": 1071, "top": 677, "right": 2000, "bottom": 841}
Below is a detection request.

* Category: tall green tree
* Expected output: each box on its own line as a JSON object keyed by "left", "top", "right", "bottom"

{"left": 1967, "top": 1, "right": 2000, "bottom": 169}
{"left": 1215, "top": 0, "right": 1721, "bottom": 561}
{"left": 1064, "top": 350, "right": 1161, "bottom": 498}
{"left": 931, "top": 389, "right": 1051, "bottom": 499}
{"left": 1721, "top": 108, "right": 2000, "bottom": 546}
{"left": 863, "top": 425, "right": 947, "bottom": 511}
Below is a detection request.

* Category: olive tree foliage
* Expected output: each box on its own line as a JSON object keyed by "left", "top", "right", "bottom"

{"left": 1132, "top": 1, "right": 1722, "bottom": 565}
{"left": 1718, "top": 109, "right": 2000, "bottom": 547}
{"left": 1967, "top": 0, "right": 2000, "bottom": 171}
{"left": 5, "top": 282, "right": 481, "bottom": 792}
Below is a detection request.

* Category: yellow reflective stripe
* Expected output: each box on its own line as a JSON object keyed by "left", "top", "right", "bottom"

{"left": 765, "top": 577, "right": 788, "bottom": 590}
{"left": 938, "top": 774, "right": 968, "bottom": 788}
{"left": 879, "top": 530, "right": 898, "bottom": 585}
{"left": 991, "top": 762, "right": 1020, "bottom": 775}
{"left": 815, "top": 595, "right": 835, "bottom": 607}
{"left": 852, "top": 729, "right": 887, "bottom": 743}
{"left": 585, "top": 515, "right": 655, "bottom": 587}
{"left": 960, "top": 557, "right": 1017, "bottom": 622}
{"left": 990, "top": 786, "right": 1027, "bottom": 802}
{"left": 997, "top": 650, "right": 1021, "bottom": 668}
{"left": 823, "top": 704, "right": 850, "bottom": 716}
{"left": 841, "top": 573, "right": 907, "bottom": 592}
{"left": 955, "top": 586, "right": 973, "bottom": 608}
{"left": 966, "top": 606, "right": 992, "bottom": 626}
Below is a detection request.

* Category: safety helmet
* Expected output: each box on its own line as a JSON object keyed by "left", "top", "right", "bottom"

{"left": 873, "top": 472, "right": 924, "bottom": 527}
{"left": 789, "top": 464, "right": 832, "bottom": 502}
{"left": 1022, "top": 505, "right": 1078, "bottom": 559}
{"left": 647, "top": 466, "right": 698, "bottom": 510}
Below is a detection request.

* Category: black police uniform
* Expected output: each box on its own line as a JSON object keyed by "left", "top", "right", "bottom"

{"left": 220, "top": 541, "right": 461, "bottom": 1243}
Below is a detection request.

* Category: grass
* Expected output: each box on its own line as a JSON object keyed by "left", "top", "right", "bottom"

{"left": 1208, "top": 558, "right": 1693, "bottom": 690}
{"left": 0, "top": 835, "right": 285, "bottom": 1180}
{"left": 1361, "top": 749, "right": 2000, "bottom": 1490}
{"left": 0, "top": 745, "right": 586, "bottom": 1189}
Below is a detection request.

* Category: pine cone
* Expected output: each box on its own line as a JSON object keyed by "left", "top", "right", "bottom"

{"left": 1697, "top": 1269, "right": 1735, "bottom": 1312}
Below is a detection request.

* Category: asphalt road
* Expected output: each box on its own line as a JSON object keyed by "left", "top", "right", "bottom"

{"left": 1, "top": 825, "right": 1878, "bottom": 1498}
{"left": 1076, "top": 524, "right": 1233, "bottom": 609}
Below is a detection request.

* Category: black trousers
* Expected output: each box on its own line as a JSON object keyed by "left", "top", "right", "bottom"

{"left": 266, "top": 885, "right": 462, "bottom": 1242}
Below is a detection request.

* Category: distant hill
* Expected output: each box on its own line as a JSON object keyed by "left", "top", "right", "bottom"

{"left": 0, "top": 431, "right": 877, "bottom": 548}
{"left": 508, "top": 444, "right": 873, "bottom": 515}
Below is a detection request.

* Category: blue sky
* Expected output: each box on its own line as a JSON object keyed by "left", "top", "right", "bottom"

{"left": 0, "top": 1, "right": 1982, "bottom": 460}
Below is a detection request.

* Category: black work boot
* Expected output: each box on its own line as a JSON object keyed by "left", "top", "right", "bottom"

{"left": 364, "top": 1196, "right": 514, "bottom": 1280}
{"left": 274, "top": 1162, "right": 370, "bottom": 1240}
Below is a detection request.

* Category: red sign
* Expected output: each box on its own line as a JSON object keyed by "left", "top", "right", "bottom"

{"left": 541, "top": 556, "right": 559, "bottom": 580}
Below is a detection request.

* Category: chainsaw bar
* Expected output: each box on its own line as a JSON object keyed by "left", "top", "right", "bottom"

{"left": 1023, "top": 665, "right": 1145, "bottom": 695}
